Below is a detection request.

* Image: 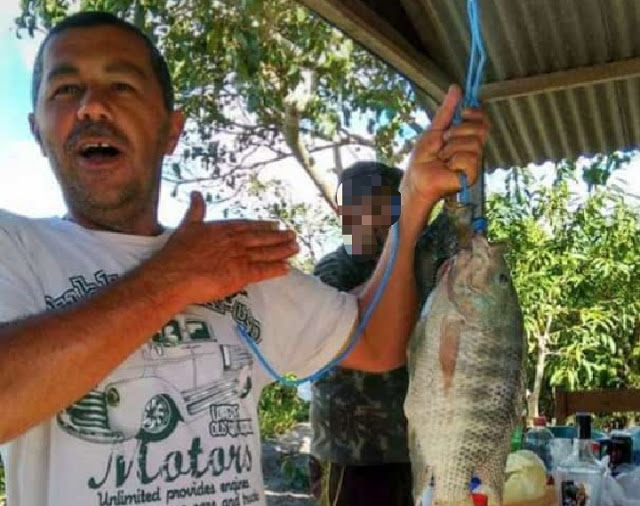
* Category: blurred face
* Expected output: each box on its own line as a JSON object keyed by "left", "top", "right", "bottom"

{"left": 337, "top": 175, "right": 400, "bottom": 257}
{"left": 29, "top": 25, "right": 184, "bottom": 234}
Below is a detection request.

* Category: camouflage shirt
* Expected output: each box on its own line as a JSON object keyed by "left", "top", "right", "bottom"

{"left": 309, "top": 245, "right": 410, "bottom": 465}
{"left": 309, "top": 208, "right": 465, "bottom": 466}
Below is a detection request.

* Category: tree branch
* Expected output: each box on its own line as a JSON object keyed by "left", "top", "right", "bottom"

{"left": 333, "top": 142, "right": 344, "bottom": 179}
{"left": 282, "top": 104, "right": 338, "bottom": 213}
{"left": 337, "top": 128, "right": 377, "bottom": 148}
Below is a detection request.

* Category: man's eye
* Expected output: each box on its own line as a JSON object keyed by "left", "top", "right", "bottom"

{"left": 53, "top": 84, "right": 81, "bottom": 97}
{"left": 113, "top": 82, "right": 135, "bottom": 92}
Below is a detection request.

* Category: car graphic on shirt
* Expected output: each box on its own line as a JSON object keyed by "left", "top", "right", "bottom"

{"left": 56, "top": 315, "right": 254, "bottom": 444}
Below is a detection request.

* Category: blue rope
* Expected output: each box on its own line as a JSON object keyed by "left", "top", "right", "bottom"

{"left": 454, "top": 0, "right": 487, "bottom": 122}
{"left": 466, "top": 0, "right": 487, "bottom": 108}
{"left": 464, "top": 6, "right": 479, "bottom": 108}
{"left": 236, "top": 221, "right": 401, "bottom": 387}
{"left": 458, "top": 0, "right": 488, "bottom": 234}
{"left": 458, "top": 173, "right": 487, "bottom": 234}
{"left": 459, "top": 172, "right": 471, "bottom": 204}
{"left": 237, "top": 0, "right": 488, "bottom": 385}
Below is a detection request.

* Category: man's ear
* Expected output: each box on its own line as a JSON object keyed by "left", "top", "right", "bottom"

{"left": 29, "top": 113, "right": 46, "bottom": 156}
{"left": 165, "top": 109, "right": 186, "bottom": 155}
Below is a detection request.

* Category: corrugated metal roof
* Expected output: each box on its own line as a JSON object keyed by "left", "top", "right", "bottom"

{"left": 298, "top": 0, "right": 640, "bottom": 171}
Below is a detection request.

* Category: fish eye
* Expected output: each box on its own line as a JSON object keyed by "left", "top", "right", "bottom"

{"left": 498, "top": 273, "right": 509, "bottom": 284}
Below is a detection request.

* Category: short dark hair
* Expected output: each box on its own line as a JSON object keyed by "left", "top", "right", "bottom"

{"left": 336, "top": 161, "right": 403, "bottom": 202}
{"left": 32, "top": 11, "right": 174, "bottom": 111}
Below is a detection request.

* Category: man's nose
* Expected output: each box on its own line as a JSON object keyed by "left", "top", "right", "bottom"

{"left": 76, "top": 87, "right": 113, "bottom": 122}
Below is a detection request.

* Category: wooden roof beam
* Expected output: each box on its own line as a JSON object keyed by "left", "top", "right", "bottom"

{"left": 297, "top": 0, "right": 452, "bottom": 101}
{"left": 481, "top": 57, "right": 640, "bottom": 103}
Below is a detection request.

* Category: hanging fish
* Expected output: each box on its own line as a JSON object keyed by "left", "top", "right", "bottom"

{"left": 405, "top": 229, "right": 526, "bottom": 506}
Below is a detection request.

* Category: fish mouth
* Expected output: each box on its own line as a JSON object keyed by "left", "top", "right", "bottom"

{"left": 443, "top": 236, "right": 491, "bottom": 294}
{"left": 471, "top": 233, "right": 491, "bottom": 259}
{"left": 447, "top": 246, "right": 485, "bottom": 297}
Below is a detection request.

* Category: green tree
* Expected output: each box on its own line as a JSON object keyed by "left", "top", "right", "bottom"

{"left": 258, "top": 379, "right": 309, "bottom": 438}
{"left": 234, "top": 174, "right": 340, "bottom": 273}
{"left": 488, "top": 155, "right": 640, "bottom": 419}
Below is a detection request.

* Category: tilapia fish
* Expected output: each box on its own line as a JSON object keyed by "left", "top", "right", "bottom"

{"left": 405, "top": 233, "right": 526, "bottom": 506}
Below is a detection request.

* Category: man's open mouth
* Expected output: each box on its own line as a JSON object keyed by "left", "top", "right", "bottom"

{"left": 78, "top": 142, "right": 122, "bottom": 161}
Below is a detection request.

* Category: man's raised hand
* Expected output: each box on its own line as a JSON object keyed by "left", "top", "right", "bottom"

{"left": 146, "top": 191, "right": 299, "bottom": 305}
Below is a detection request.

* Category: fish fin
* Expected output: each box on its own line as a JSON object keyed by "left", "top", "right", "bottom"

{"left": 407, "top": 317, "right": 426, "bottom": 369}
{"left": 409, "top": 427, "right": 432, "bottom": 505}
{"left": 439, "top": 317, "right": 463, "bottom": 394}
{"left": 477, "top": 440, "right": 510, "bottom": 506}
{"left": 413, "top": 466, "right": 433, "bottom": 506}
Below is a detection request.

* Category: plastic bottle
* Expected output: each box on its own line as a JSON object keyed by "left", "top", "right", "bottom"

{"left": 511, "top": 424, "right": 524, "bottom": 452}
{"left": 523, "top": 416, "right": 555, "bottom": 472}
{"left": 554, "top": 413, "right": 605, "bottom": 506}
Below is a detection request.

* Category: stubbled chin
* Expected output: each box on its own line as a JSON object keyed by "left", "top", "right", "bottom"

{"left": 65, "top": 175, "right": 140, "bottom": 212}
{"left": 70, "top": 155, "right": 131, "bottom": 184}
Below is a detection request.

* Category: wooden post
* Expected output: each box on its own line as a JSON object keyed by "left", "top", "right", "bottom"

{"left": 554, "top": 387, "right": 568, "bottom": 425}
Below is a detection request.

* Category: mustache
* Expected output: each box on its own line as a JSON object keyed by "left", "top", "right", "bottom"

{"left": 64, "top": 120, "right": 130, "bottom": 151}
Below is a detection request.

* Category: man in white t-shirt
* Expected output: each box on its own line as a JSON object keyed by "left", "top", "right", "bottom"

{"left": 0, "top": 11, "right": 490, "bottom": 506}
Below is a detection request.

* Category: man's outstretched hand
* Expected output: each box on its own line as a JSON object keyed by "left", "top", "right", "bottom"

{"left": 146, "top": 191, "right": 299, "bottom": 305}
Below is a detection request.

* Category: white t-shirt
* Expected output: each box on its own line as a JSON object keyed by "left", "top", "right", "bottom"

{"left": 0, "top": 210, "right": 358, "bottom": 506}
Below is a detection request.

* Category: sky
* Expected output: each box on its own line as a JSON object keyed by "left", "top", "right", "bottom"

{"left": 0, "top": 0, "right": 639, "bottom": 228}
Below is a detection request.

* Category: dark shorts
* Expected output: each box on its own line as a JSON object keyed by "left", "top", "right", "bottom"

{"left": 308, "top": 456, "right": 413, "bottom": 506}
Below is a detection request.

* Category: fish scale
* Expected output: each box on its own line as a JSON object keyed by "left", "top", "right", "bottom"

{"left": 405, "top": 227, "right": 526, "bottom": 506}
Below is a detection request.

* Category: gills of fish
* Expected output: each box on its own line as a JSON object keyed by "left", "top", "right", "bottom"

{"left": 405, "top": 233, "right": 526, "bottom": 506}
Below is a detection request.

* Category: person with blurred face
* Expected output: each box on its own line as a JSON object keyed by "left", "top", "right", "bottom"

{"left": 337, "top": 165, "right": 402, "bottom": 257}
{"left": 309, "top": 162, "right": 413, "bottom": 506}
{"left": 0, "top": 11, "right": 490, "bottom": 506}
